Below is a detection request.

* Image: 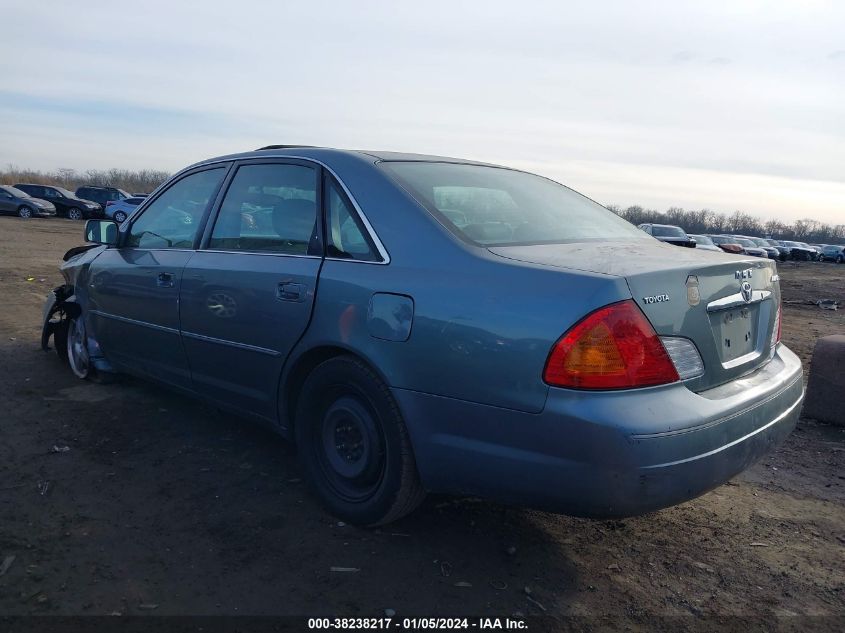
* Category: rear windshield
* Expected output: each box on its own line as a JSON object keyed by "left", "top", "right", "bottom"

{"left": 380, "top": 162, "right": 648, "bottom": 246}
{"left": 652, "top": 225, "right": 685, "bottom": 237}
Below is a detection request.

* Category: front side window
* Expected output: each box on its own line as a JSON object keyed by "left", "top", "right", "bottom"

{"left": 381, "top": 162, "right": 649, "bottom": 246}
{"left": 127, "top": 168, "right": 225, "bottom": 249}
{"left": 209, "top": 163, "right": 317, "bottom": 254}
{"left": 326, "top": 177, "right": 378, "bottom": 261}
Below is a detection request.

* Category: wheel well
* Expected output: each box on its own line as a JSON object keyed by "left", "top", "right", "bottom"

{"left": 281, "top": 346, "right": 379, "bottom": 432}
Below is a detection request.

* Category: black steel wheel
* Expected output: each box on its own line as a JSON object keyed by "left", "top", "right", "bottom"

{"left": 295, "top": 355, "right": 425, "bottom": 525}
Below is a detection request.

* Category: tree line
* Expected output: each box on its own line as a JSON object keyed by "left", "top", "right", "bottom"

{"left": 607, "top": 205, "right": 845, "bottom": 245}
{"left": 1, "top": 165, "right": 170, "bottom": 196}
{"left": 2, "top": 164, "right": 842, "bottom": 244}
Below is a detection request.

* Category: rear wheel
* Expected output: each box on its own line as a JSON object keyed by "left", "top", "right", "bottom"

{"left": 294, "top": 356, "right": 425, "bottom": 525}
{"left": 837, "top": 255, "right": 844, "bottom": 264}
{"left": 67, "top": 207, "right": 83, "bottom": 220}
{"left": 18, "top": 206, "right": 33, "bottom": 218}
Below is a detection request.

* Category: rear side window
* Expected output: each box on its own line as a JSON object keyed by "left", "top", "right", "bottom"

{"left": 325, "top": 176, "right": 378, "bottom": 261}
{"left": 381, "top": 162, "right": 648, "bottom": 246}
{"left": 209, "top": 163, "right": 318, "bottom": 254}
{"left": 127, "top": 168, "right": 225, "bottom": 249}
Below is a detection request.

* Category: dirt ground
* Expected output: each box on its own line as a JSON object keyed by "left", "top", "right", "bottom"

{"left": 0, "top": 216, "right": 843, "bottom": 625}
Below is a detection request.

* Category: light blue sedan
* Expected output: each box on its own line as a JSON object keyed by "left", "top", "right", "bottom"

{"left": 41, "top": 146, "right": 804, "bottom": 525}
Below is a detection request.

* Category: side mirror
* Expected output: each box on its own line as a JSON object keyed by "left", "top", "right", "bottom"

{"left": 85, "top": 219, "right": 119, "bottom": 245}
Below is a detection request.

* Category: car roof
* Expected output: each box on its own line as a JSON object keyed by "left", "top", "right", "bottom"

{"left": 184, "top": 146, "right": 500, "bottom": 172}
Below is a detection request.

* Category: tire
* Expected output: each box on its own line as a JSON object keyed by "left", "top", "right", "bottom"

{"left": 53, "top": 318, "right": 69, "bottom": 364}
{"left": 837, "top": 255, "right": 844, "bottom": 264}
{"left": 113, "top": 211, "right": 127, "bottom": 223}
{"left": 65, "top": 315, "right": 92, "bottom": 379}
{"left": 18, "top": 206, "right": 34, "bottom": 219}
{"left": 294, "top": 355, "right": 425, "bottom": 525}
{"left": 67, "top": 207, "right": 83, "bottom": 221}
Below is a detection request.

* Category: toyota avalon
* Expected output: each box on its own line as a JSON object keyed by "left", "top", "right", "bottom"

{"left": 41, "top": 146, "right": 804, "bottom": 525}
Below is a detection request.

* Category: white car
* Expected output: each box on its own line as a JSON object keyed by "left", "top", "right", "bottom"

{"left": 105, "top": 196, "right": 146, "bottom": 223}
{"left": 688, "top": 234, "right": 723, "bottom": 252}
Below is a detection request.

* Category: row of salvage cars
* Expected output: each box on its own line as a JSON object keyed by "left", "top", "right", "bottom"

{"left": 0, "top": 184, "right": 146, "bottom": 222}
{"left": 638, "top": 223, "right": 844, "bottom": 262}
{"left": 38, "top": 146, "right": 807, "bottom": 525}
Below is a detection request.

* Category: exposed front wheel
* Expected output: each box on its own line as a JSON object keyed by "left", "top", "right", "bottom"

{"left": 295, "top": 356, "right": 425, "bottom": 525}
{"left": 113, "top": 211, "right": 127, "bottom": 223}
{"left": 65, "top": 316, "right": 91, "bottom": 379}
{"left": 18, "top": 206, "right": 34, "bottom": 218}
{"left": 67, "top": 207, "right": 83, "bottom": 220}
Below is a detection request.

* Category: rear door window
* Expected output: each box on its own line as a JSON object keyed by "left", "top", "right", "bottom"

{"left": 208, "top": 163, "right": 318, "bottom": 255}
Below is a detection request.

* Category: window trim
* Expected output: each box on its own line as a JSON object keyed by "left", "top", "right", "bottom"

{"left": 188, "top": 155, "right": 389, "bottom": 264}
{"left": 198, "top": 157, "right": 324, "bottom": 258}
{"left": 120, "top": 163, "right": 232, "bottom": 250}
{"left": 323, "top": 172, "right": 380, "bottom": 263}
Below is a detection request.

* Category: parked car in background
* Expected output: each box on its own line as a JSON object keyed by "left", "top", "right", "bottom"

{"left": 799, "top": 243, "right": 821, "bottom": 260}
{"left": 0, "top": 185, "right": 56, "bottom": 218}
{"left": 743, "top": 237, "right": 780, "bottom": 260}
{"left": 764, "top": 239, "right": 791, "bottom": 260}
{"left": 75, "top": 186, "right": 132, "bottom": 212}
{"left": 723, "top": 236, "right": 768, "bottom": 258}
{"left": 687, "top": 234, "right": 722, "bottom": 252}
{"left": 637, "top": 223, "right": 696, "bottom": 247}
{"left": 13, "top": 184, "right": 103, "bottom": 220}
{"left": 40, "top": 146, "right": 802, "bottom": 526}
{"left": 778, "top": 241, "right": 818, "bottom": 261}
{"left": 707, "top": 235, "right": 745, "bottom": 254}
{"left": 819, "top": 245, "right": 845, "bottom": 263}
{"left": 104, "top": 196, "right": 146, "bottom": 223}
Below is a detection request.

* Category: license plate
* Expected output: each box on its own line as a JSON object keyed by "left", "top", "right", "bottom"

{"left": 714, "top": 306, "right": 758, "bottom": 362}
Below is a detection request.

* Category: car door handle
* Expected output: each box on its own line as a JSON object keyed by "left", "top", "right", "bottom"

{"left": 277, "top": 282, "right": 306, "bottom": 302}
{"left": 157, "top": 272, "right": 175, "bottom": 288}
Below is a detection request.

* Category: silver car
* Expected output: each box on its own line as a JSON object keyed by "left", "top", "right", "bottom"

{"left": 41, "top": 146, "right": 804, "bottom": 525}
{"left": 104, "top": 196, "right": 146, "bottom": 223}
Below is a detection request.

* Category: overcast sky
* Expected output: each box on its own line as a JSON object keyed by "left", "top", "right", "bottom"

{"left": 2, "top": 0, "right": 843, "bottom": 224}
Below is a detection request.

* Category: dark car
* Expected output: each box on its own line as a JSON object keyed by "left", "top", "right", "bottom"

{"left": 75, "top": 186, "right": 132, "bottom": 213}
{"left": 14, "top": 184, "right": 103, "bottom": 220}
{"left": 764, "top": 239, "right": 790, "bottom": 260}
{"left": 637, "top": 223, "right": 696, "bottom": 247}
{"left": 0, "top": 185, "right": 56, "bottom": 218}
{"left": 778, "top": 241, "right": 818, "bottom": 261}
{"left": 820, "top": 245, "right": 845, "bottom": 263}
{"left": 40, "top": 146, "right": 802, "bottom": 526}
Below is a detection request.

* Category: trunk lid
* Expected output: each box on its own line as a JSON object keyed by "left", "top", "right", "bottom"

{"left": 490, "top": 240, "right": 780, "bottom": 391}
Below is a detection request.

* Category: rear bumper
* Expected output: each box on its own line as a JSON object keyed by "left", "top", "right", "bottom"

{"left": 396, "top": 344, "right": 803, "bottom": 517}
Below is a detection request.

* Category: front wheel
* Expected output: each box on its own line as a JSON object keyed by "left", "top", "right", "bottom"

{"left": 837, "top": 255, "right": 844, "bottom": 264}
{"left": 67, "top": 207, "right": 83, "bottom": 221}
{"left": 65, "top": 315, "right": 92, "bottom": 379}
{"left": 294, "top": 356, "right": 425, "bottom": 525}
{"left": 18, "top": 206, "right": 33, "bottom": 218}
{"left": 113, "top": 211, "right": 127, "bottom": 223}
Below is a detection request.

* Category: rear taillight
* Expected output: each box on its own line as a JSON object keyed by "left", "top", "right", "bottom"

{"left": 543, "top": 300, "right": 680, "bottom": 390}
{"left": 773, "top": 302, "right": 782, "bottom": 345}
